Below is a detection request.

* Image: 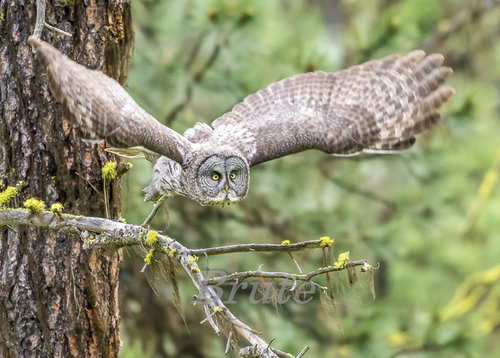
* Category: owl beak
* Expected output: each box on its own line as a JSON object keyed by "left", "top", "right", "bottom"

{"left": 225, "top": 184, "right": 229, "bottom": 192}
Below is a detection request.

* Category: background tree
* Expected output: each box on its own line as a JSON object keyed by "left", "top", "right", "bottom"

{"left": 0, "top": 1, "right": 133, "bottom": 357}
{"left": 120, "top": 0, "right": 500, "bottom": 357}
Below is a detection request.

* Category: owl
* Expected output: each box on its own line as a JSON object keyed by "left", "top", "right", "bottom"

{"left": 29, "top": 36, "right": 454, "bottom": 206}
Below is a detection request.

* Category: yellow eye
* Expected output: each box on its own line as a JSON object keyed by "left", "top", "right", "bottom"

{"left": 211, "top": 172, "right": 220, "bottom": 181}
{"left": 230, "top": 171, "right": 237, "bottom": 179}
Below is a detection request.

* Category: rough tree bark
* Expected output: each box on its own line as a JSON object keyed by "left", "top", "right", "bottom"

{"left": 0, "top": 1, "right": 133, "bottom": 357}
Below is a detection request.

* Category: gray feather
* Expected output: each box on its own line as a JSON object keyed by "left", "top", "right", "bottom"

{"left": 29, "top": 36, "right": 191, "bottom": 165}
{"left": 212, "top": 51, "right": 454, "bottom": 166}
{"left": 30, "top": 36, "right": 454, "bottom": 206}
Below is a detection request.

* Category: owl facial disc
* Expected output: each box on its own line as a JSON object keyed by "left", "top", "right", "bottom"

{"left": 197, "top": 155, "right": 249, "bottom": 205}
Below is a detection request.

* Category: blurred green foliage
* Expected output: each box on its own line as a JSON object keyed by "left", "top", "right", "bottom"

{"left": 120, "top": 0, "right": 500, "bottom": 357}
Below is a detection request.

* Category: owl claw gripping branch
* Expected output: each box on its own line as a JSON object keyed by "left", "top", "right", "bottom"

{"left": 29, "top": 36, "right": 454, "bottom": 206}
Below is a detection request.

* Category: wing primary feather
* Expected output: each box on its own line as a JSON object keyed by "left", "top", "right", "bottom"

{"left": 211, "top": 50, "right": 454, "bottom": 166}
{"left": 29, "top": 36, "right": 191, "bottom": 165}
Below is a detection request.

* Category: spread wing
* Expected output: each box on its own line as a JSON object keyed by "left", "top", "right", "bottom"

{"left": 28, "top": 36, "right": 191, "bottom": 165}
{"left": 211, "top": 51, "right": 454, "bottom": 167}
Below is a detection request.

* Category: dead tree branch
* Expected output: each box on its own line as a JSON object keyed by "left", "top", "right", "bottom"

{"left": 33, "top": 0, "right": 72, "bottom": 38}
{"left": 189, "top": 239, "right": 331, "bottom": 256}
{"left": 205, "top": 260, "right": 370, "bottom": 287}
{"left": 0, "top": 208, "right": 372, "bottom": 357}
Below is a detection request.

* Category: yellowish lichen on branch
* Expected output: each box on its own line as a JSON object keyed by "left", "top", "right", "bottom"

{"left": 334, "top": 251, "right": 350, "bottom": 269}
{"left": 23, "top": 198, "right": 46, "bottom": 213}
{"left": 213, "top": 306, "right": 223, "bottom": 313}
{"left": 102, "top": 161, "right": 118, "bottom": 180}
{"left": 319, "top": 236, "right": 334, "bottom": 247}
{"left": 169, "top": 248, "right": 177, "bottom": 258}
{"left": 280, "top": 240, "right": 291, "bottom": 246}
{"left": 144, "top": 248, "right": 155, "bottom": 265}
{"left": 50, "top": 202, "right": 64, "bottom": 214}
{"left": 188, "top": 255, "right": 199, "bottom": 265}
{"left": 145, "top": 230, "right": 158, "bottom": 245}
{"left": 0, "top": 186, "right": 18, "bottom": 207}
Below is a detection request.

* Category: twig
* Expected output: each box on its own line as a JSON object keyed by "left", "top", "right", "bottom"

{"left": 75, "top": 172, "right": 105, "bottom": 202}
{"left": 103, "top": 178, "right": 109, "bottom": 219}
{"left": 43, "top": 22, "right": 72, "bottom": 37}
{"left": 205, "top": 260, "right": 368, "bottom": 286}
{"left": 225, "top": 331, "right": 233, "bottom": 354}
{"left": 4, "top": 224, "right": 18, "bottom": 234}
{"left": 270, "top": 346, "right": 295, "bottom": 358}
{"left": 203, "top": 251, "right": 210, "bottom": 273}
{"left": 322, "top": 247, "right": 335, "bottom": 301}
{"left": 33, "top": 0, "right": 46, "bottom": 38}
{"left": 289, "top": 252, "right": 303, "bottom": 273}
{"left": 189, "top": 240, "right": 329, "bottom": 256}
{"left": 202, "top": 303, "right": 220, "bottom": 334}
{"left": 296, "top": 345, "right": 310, "bottom": 358}
{"left": 33, "top": 0, "right": 72, "bottom": 38}
{"left": 142, "top": 196, "right": 165, "bottom": 227}
{"left": 70, "top": 264, "right": 81, "bottom": 320}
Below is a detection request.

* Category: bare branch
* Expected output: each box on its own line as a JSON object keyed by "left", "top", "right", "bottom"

{"left": 289, "top": 252, "right": 303, "bottom": 273}
{"left": 43, "top": 22, "right": 72, "bottom": 37}
{"left": 0, "top": 208, "right": 284, "bottom": 356}
{"left": 0, "top": 208, "right": 371, "bottom": 357}
{"left": 205, "top": 260, "right": 368, "bottom": 287}
{"left": 142, "top": 196, "right": 165, "bottom": 227}
{"left": 33, "top": 0, "right": 46, "bottom": 38}
{"left": 296, "top": 345, "right": 310, "bottom": 358}
{"left": 33, "top": 0, "right": 72, "bottom": 38}
{"left": 225, "top": 331, "right": 233, "bottom": 354}
{"left": 189, "top": 240, "right": 330, "bottom": 256}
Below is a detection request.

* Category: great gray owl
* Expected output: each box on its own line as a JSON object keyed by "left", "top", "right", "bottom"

{"left": 29, "top": 36, "right": 454, "bottom": 206}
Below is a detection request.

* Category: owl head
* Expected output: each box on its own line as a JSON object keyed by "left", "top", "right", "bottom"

{"left": 194, "top": 153, "right": 250, "bottom": 206}
{"left": 144, "top": 152, "right": 249, "bottom": 206}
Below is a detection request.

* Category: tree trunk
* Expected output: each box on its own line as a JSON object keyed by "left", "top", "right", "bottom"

{"left": 0, "top": 1, "right": 133, "bottom": 357}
